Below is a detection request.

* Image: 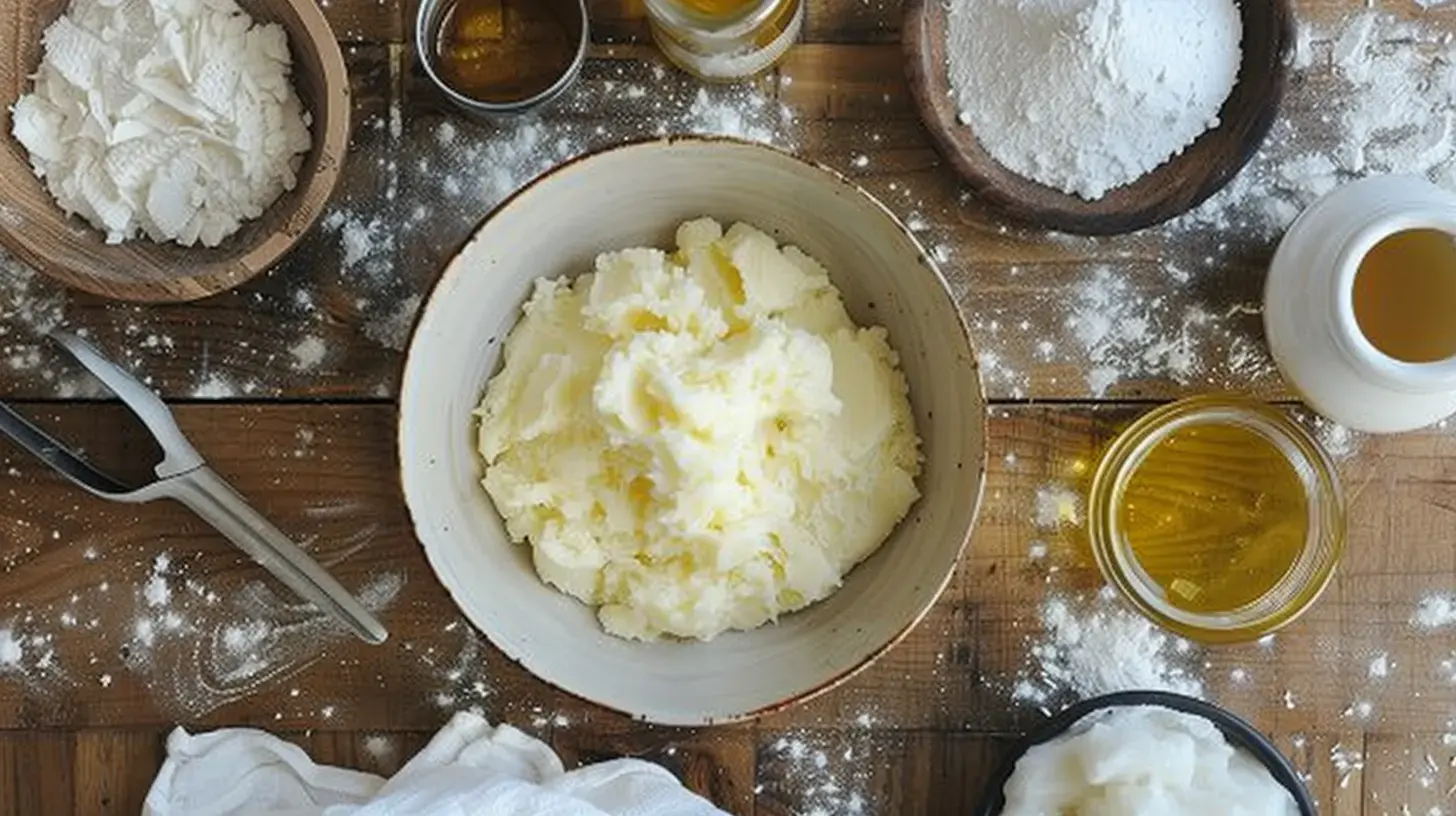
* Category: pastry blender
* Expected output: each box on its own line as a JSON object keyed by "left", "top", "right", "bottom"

{"left": 0, "top": 332, "right": 387, "bottom": 644}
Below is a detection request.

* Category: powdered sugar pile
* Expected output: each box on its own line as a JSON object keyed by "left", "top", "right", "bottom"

{"left": 947, "top": 0, "right": 1241, "bottom": 199}
{"left": 1013, "top": 591, "right": 1204, "bottom": 711}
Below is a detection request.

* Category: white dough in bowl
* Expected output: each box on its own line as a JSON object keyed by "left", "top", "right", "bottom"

{"left": 474, "top": 218, "right": 923, "bottom": 643}
{"left": 1001, "top": 706, "right": 1300, "bottom": 816}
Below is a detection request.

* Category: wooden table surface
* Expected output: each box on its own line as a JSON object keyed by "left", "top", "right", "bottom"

{"left": 3, "top": 0, "right": 1456, "bottom": 813}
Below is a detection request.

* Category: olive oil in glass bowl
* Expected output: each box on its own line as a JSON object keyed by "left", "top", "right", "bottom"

{"left": 1088, "top": 396, "right": 1346, "bottom": 643}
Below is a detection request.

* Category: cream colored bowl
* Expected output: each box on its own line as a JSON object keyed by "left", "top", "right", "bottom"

{"left": 398, "top": 138, "right": 987, "bottom": 726}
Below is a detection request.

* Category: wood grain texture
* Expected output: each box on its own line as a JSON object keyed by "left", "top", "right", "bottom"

{"left": 0, "top": 404, "right": 1432, "bottom": 730}
{"left": 2, "top": 0, "right": 1456, "bottom": 813}
{"left": 0, "top": 4, "right": 1453, "bottom": 401}
{"left": 73, "top": 732, "right": 160, "bottom": 815}
{"left": 0, "top": 0, "right": 351, "bottom": 303}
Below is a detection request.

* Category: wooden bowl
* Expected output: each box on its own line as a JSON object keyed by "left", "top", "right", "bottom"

{"left": 0, "top": 0, "right": 349, "bottom": 302}
{"left": 904, "top": 0, "right": 1294, "bottom": 236}
{"left": 398, "top": 137, "right": 988, "bottom": 726}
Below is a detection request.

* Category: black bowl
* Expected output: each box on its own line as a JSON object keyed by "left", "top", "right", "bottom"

{"left": 974, "top": 691, "right": 1316, "bottom": 816}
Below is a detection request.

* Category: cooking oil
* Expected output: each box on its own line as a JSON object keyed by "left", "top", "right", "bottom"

{"left": 1117, "top": 422, "right": 1307, "bottom": 614}
{"left": 433, "top": 0, "right": 578, "bottom": 103}
{"left": 1088, "top": 396, "right": 1345, "bottom": 643}
{"left": 644, "top": 0, "right": 803, "bottom": 81}
{"left": 673, "top": 0, "right": 761, "bottom": 15}
{"left": 1352, "top": 228, "right": 1456, "bottom": 364}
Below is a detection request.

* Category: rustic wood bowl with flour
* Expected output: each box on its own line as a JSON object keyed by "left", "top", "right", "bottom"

{"left": 904, "top": 0, "right": 1295, "bottom": 236}
{"left": 0, "top": 0, "right": 349, "bottom": 302}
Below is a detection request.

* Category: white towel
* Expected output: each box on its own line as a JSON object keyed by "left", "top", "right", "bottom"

{"left": 143, "top": 711, "right": 732, "bottom": 816}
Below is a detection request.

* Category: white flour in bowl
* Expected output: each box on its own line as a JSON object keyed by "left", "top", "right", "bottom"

{"left": 946, "top": 0, "right": 1242, "bottom": 200}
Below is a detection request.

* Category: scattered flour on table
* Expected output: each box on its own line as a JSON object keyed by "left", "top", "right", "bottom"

{"left": 1013, "top": 591, "right": 1204, "bottom": 709}
{"left": 1331, "top": 743, "right": 1365, "bottom": 790}
{"left": 191, "top": 373, "right": 239, "bottom": 399}
{"left": 0, "top": 628, "right": 22, "bottom": 667}
{"left": 1033, "top": 484, "right": 1081, "bottom": 529}
{"left": 143, "top": 552, "right": 172, "bottom": 607}
{"left": 1305, "top": 414, "right": 1363, "bottom": 462}
{"left": 758, "top": 731, "right": 873, "bottom": 816}
{"left": 1060, "top": 265, "right": 1269, "bottom": 397}
{"left": 0, "top": 251, "right": 75, "bottom": 386}
{"left": 1413, "top": 594, "right": 1456, "bottom": 630}
{"left": 1369, "top": 652, "right": 1391, "bottom": 679}
{"left": 1164, "top": 11, "right": 1456, "bottom": 241}
{"left": 946, "top": 0, "right": 1242, "bottom": 200}
{"left": 362, "top": 294, "right": 421, "bottom": 353}
{"left": 290, "top": 336, "right": 327, "bottom": 371}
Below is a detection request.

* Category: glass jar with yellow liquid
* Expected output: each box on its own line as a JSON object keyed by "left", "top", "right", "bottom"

{"left": 1087, "top": 396, "right": 1346, "bottom": 643}
{"left": 644, "top": 0, "right": 803, "bottom": 81}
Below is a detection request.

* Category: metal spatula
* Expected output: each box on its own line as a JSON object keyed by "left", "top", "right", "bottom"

{"left": 0, "top": 332, "right": 388, "bottom": 645}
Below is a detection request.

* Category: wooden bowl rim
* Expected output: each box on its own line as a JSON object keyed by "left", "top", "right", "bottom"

{"left": 0, "top": 0, "right": 350, "bottom": 303}
{"left": 903, "top": 0, "right": 1295, "bottom": 236}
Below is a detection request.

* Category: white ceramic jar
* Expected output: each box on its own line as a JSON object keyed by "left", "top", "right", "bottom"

{"left": 1265, "top": 175, "right": 1456, "bottom": 433}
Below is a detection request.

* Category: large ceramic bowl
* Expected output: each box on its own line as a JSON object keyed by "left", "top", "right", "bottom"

{"left": 398, "top": 137, "right": 987, "bottom": 726}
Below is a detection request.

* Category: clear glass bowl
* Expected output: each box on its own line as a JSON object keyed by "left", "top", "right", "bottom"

{"left": 1087, "top": 395, "right": 1346, "bottom": 643}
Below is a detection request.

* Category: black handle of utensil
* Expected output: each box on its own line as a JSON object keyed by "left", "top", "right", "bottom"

{"left": 0, "top": 402, "right": 129, "bottom": 495}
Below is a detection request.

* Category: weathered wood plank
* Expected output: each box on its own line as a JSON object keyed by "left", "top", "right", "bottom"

{"left": 292, "top": 0, "right": 1456, "bottom": 47}
{"left": 0, "top": 402, "right": 1446, "bottom": 747}
{"left": 0, "top": 732, "right": 74, "bottom": 815}
{"left": 0, "top": 727, "right": 1384, "bottom": 815}
{"left": 72, "top": 731, "right": 160, "bottom": 816}
{"left": 8, "top": 34, "right": 1430, "bottom": 403}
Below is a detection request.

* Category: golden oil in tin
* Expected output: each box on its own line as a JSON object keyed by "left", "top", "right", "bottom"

{"left": 433, "top": 0, "right": 577, "bottom": 103}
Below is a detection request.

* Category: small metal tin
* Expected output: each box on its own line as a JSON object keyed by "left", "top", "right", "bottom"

{"left": 414, "top": 0, "right": 589, "bottom": 118}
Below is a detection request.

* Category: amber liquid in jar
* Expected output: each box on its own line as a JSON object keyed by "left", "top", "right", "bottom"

{"left": 434, "top": 0, "right": 576, "bottom": 102}
{"left": 673, "top": 0, "right": 760, "bottom": 14}
{"left": 1117, "top": 423, "right": 1307, "bottom": 614}
{"left": 647, "top": 0, "right": 803, "bottom": 81}
{"left": 1352, "top": 228, "right": 1456, "bottom": 364}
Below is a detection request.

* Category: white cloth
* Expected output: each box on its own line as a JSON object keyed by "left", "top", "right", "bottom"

{"left": 143, "top": 711, "right": 731, "bottom": 816}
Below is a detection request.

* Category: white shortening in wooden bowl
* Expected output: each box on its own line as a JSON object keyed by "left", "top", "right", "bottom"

{"left": 397, "top": 138, "right": 987, "bottom": 726}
